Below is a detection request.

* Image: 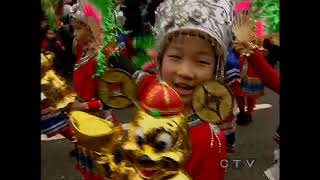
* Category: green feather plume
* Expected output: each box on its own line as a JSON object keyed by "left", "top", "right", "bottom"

{"left": 84, "top": 0, "right": 124, "bottom": 77}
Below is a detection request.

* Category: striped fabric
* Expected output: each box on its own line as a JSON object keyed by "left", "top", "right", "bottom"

{"left": 224, "top": 68, "right": 241, "bottom": 85}
{"left": 40, "top": 112, "right": 69, "bottom": 137}
{"left": 241, "top": 77, "right": 265, "bottom": 97}
{"left": 225, "top": 48, "right": 241, "bottom": 85}
{"left": 74, "top": 145, "right": 106, "bottom": 180}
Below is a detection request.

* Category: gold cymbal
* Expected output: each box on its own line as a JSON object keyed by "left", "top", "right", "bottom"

{"left": 98, "top": 69, "right": 137, "bottom": 108}
{"left": 192, "top": 81, "right": 234, "bottom": 124}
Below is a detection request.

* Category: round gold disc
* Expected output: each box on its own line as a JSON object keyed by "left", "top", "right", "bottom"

{"left": 192, "top": 81, "right": 234, "bottom": 124}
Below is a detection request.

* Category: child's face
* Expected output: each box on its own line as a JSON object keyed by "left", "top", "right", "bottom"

{"left": 160, "top": 35, "right": 216, "bottom": 108}
{"left": 72, "top": 22, "right": 93, "bottom": 46}
{"left": 41, "top": 20, "right": 48, "bottom": 30}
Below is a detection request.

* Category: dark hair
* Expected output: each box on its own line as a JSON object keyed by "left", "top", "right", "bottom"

{"left": 146, "top": 0, "right": 165, "bottom": 26}
{"left": 123, "top": 0, "right": 143, "bottom": 37}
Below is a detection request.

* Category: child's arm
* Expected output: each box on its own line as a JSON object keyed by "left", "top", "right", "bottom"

{"left": 248, "top": 51, "right": 280, "bottom": 94}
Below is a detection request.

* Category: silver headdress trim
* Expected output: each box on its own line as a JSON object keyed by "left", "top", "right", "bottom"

{"left": 154, "top": 0, "right": 234, "bottom": 65}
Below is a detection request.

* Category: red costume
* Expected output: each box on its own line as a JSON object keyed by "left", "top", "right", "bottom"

{"left": 73, "top": 46, "right": 103, "bottom": 111}
{"left": 186, "top": 122, "right": 226, "bottom": 180}
{"left": 236, "top": 50, "right": 279, "bottom": 116}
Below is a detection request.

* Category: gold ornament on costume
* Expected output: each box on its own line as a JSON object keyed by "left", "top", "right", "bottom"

{"left": 98, "top": 69, "right": 137, "bottom": 108}
{"left": 121, "top": 110, "right": 191, "bottom": 180}
{"left": 41, "top": 52, "right": 76, "bottom": 110}
{"left": 192, "top": 81, "right": 234, "bottom": 124}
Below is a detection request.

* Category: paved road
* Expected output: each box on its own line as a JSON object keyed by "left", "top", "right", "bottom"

{"left": 41, "top": 88, "right": 279, "bottom": 180}
{"left": 225, "top": 88, "right": 279, "bottom": 180}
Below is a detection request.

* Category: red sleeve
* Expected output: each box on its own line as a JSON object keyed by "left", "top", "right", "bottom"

{"left": 87, "top": 60, "right": 103, "bottom": 111}
{"left": 87, "top": 99, "right": 103, "bottom": 111}
{"left": 73, "top": 58, "right": 103, "bottom": 111}
{"left": 248, "top": 51, "right": 280, "bottom": 94}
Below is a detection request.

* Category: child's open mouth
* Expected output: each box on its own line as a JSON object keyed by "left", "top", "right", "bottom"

{"left": 173, "top": 83, "right": 194, "bottom": 96}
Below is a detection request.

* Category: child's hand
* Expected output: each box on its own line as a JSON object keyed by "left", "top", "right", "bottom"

{"left": 69, "top": 101, "right": 89, "bottom": 111}
{"left": 233, "top": 40, "right": 255, "bottom": 57}
{"left": 41, "top": 107, "right": 56, "bottom": 115}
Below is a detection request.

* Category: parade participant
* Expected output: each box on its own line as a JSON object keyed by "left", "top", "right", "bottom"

{"left": 69, "top": 8, "right": 105, "bottom": 114}
{"left": 134, "top": 0, "right": 235, "bottom": 179}
{"left": 232, "top": 0, "right": 280, "bottom": 125}
{"left": 224, "top": 47, "right": 241, "bottom": 153}
{"left": 68, "top": 0, "right": 126, "bottom": 178}
{"left": 69, "top": 5, "right": 107, "bottom": 180}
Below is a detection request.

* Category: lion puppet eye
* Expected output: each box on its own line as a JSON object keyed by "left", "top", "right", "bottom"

{"left": 135, "top": 127, "right": 146, "bottom": 146}
{"left": 154, "top": 132, "right": 173, "bottom": 152}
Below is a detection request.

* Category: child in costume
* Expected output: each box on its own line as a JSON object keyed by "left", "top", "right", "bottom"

{"left": 68, "top": 9, "right": 106, "bottom": 115}
{"left": 134, "top": 0, "right": 235, "bottom": 179}
{"left": 41, "top": 29, "right": 66, "bottom": 53}
{"left": 232, "top": 0, "right": 280, "bottom": 125}
{"left": 67, "top": 0, "right": 128, "bottom": 178}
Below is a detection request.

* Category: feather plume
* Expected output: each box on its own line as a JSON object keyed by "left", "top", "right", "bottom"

{"left": 79, "top": 0, "right": 123, "bottom": 77}
{"left": 83, "top": 3, "right": 102, "bottom": 27}
{"left": 234, "top": 0, "right": 252, "bottom": 13}
{"left": 255, "top": 19, "right": 265, "bottom": 38}
{"left": 232, "top": 12, "right": 255, "bottom": 42}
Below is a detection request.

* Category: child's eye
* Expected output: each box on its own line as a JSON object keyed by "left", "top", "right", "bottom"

{"left": 198, "top": 60, "right": 210, "bottom": 65}
{"left": 168, "top": 55, "right": 181, "bottom": 59}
